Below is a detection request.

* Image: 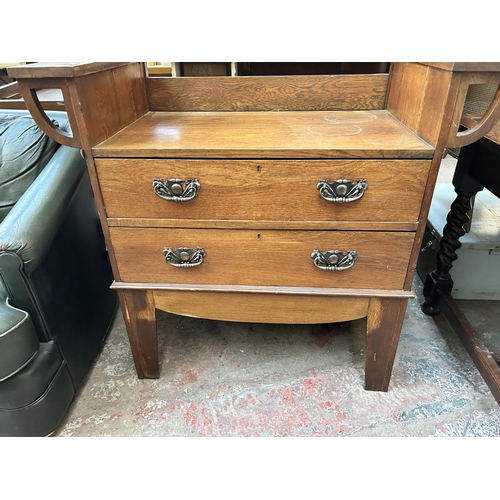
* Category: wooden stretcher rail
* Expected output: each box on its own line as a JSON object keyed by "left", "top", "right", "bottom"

{"left": 438, "top": 290, "right": 500, "bottom": 405}
{"left": 110, "top": 282, "right": 416, "bottom": 298}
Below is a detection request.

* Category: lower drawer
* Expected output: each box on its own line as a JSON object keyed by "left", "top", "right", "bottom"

{"left": 110, "top": 228, "right": 414, "bottom": 290}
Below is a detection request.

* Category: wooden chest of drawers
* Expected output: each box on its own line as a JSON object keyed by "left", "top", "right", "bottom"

{"left": 94, "top": 112, "right": 430, "bottom": 296}
{"left": 95, "top": 107, "right": 429, "bottom": 392}
{"left": 10, "top": 62, "right": 500, "bottom": 392}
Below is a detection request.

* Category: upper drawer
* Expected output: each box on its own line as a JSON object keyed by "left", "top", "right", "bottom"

{"left": 96, "top": 159, "right": 430, "bottom": 223}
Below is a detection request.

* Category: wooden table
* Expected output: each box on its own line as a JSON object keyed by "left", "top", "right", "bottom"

{"left": 8, "top": 62, "right": 500, "bottom": 394}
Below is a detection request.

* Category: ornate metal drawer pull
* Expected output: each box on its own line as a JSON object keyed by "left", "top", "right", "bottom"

{"left": 163, "top": 247, "right": 206, "bottom": 268}
{"left": 311, "top": 250, "right": 357, "bottom": 271}
{"left": 153, "top": 178, "right": 200, "bottom": 202}
{"left": 317, "top": 179, "right": 368, "bottom": 203}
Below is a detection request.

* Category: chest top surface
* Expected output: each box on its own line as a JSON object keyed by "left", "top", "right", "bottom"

{"left": 92, "top": 110, "right": 434, "bottom": 159}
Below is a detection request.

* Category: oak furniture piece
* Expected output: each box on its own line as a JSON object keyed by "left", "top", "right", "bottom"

{"left": 0, "top": 109, "right": 117, "bottom": 436}
{"left": 8, "top": 62, "right": 500, "bottom": 393}
{"left": 422, "top": 116, "right": 500, "bottom": 404}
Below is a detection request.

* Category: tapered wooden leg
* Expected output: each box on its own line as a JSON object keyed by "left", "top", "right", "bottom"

{"left": 365, "top": 297, "right": 408, "bottom": 392}
{"left": 117, "top": 289, "right": 159, "bottom": 379}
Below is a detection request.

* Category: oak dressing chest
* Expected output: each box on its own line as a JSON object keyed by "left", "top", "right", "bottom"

{"left": 9, "top": 62, "right": 500, "bottom": 391}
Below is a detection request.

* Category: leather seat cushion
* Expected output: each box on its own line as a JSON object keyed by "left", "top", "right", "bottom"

{"left": 0, "top": 288, "right": 39, "bottom": 381}
{"left": 0, "top": 114, "right": 59, "bottom": 222}
{"left": 0, "top": 340, "right": 66, "bottom": 409}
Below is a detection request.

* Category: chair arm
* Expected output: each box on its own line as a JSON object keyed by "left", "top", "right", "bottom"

{"left": 0, "top": 282, "right": 39, "bottom": 381}
{"left": 0, "top": 145, "right": 86, "bottom": 274}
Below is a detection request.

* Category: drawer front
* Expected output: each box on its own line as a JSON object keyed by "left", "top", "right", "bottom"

{"left": 110, "top": 228, "right": 414, "bottom": 290}
{"left": 96, "top": 159, "right": 430, "bottom": 222}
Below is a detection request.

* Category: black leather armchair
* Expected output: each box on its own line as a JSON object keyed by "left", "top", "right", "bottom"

{"left": 0, "top": 109, "right": 117, "bottom": 436}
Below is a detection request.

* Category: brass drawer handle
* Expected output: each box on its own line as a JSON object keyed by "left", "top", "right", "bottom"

{"left": 317, "top": 179, "right": 368, "bottom": 203}
{"left": 163, "top": 247, "right": 206, "bottom": 268}
{"left": 153, "top": 178, "right": 200, "bottom": 202}
{"left": 311, "top": 249, "right": 357, "bottom": 271}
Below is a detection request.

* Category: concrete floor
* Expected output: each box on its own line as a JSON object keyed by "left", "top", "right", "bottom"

{"left": 52, "top": 156, "right": 500, "bottom": 437}
{"left": 51, "top": 278, "right": 500, "bottom": 437}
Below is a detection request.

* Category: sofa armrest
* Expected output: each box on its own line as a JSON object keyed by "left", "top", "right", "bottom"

{"left": 0, "top": 282, "right": 39, "bottom": 381}
{"left": 0, "top": 145, "right": 86, "bottom": 273}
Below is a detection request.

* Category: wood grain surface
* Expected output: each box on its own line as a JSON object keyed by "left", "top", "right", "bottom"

{"left": 96, "top": 158, "right": 430, "bottom": 222}
{"left": 365, "top": 297, "right": 408, "bottom": 391}
{"left": 92, "top": 110, "right": 434, "bottom": 159}
{"left": 111, "top": 282, "right": 415, "bottom": 298}
{"left": 8, "top": 62, "right": 131, "bottom": 79}
{"left": 153, "top": 290, "right": 370, "bottom": 324}
{"left": 147, "top": 74, "right": 389, "bottom": 112}
{"left": 461, "top": 114, "right": 500, "bottom": 145}
{"left": 106, "top": 219, "right": 418, "bottom": 232}
{"left": 117, "top": 289, "right": 158, "bottom": 378}
{"left": 74, "top": 63, "right": 149, "bottom": 148}
{"left": 109, "top": 228, "right": 414, "bottom": 290}
{"left": 387, "top": 62, "right": 456, "bottom": 148}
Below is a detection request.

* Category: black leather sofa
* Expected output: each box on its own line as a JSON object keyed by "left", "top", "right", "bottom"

{"left": 0, "top": 109, "right": 117, "bottom": 436}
